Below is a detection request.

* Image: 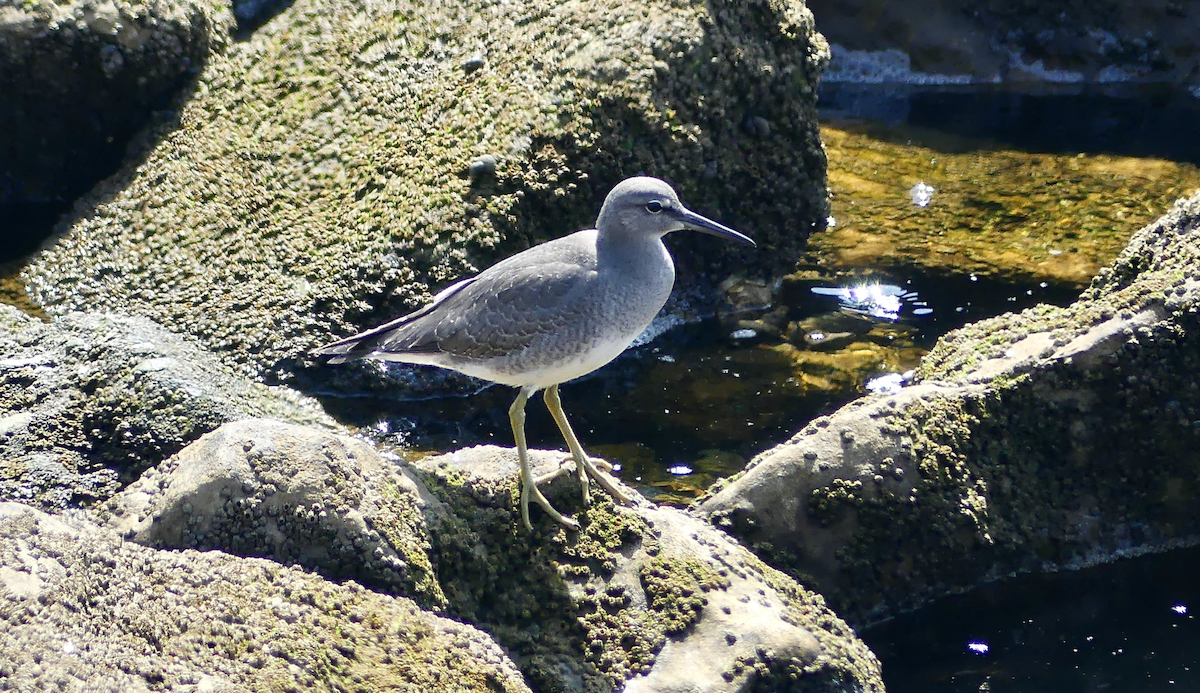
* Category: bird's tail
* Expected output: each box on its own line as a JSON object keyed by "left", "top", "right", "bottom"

{"left": 312, "top": 276, "right": 475, "bottom": 364}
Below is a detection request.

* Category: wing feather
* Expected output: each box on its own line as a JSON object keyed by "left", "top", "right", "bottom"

{"left": 314, "top": 232, "right": 603, "bottom": 366}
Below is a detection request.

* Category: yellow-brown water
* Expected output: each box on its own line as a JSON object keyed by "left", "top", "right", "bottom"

{"left": 814, "top": 119, "right": 1200, "bottom": 286}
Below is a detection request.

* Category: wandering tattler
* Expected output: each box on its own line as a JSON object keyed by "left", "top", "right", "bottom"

{"left": 315, "top": 176, "right": 755, "bottom": 529}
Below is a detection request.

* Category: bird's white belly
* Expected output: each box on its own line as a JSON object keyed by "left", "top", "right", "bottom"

{"left": 457, "top": 326, "right": 643, "bottom": 390}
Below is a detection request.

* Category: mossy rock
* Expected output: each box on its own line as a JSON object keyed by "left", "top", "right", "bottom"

{"left": 411, "top": 445, "right": 883, "bottom": 693}
{"left": 0, "top": 307, "right": 332, "bottom": 510}
{"left": 24, "top": 0, "right": 830, "bottom": 390}
{"left": 699, "top": 191, "right": 1200, "bottom": 625}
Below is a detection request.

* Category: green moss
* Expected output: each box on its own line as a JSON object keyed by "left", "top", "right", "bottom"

{"left": 415, "top": 459, "right": 737, "bottom": 689}
{"left": 22, "top": 0, "right": 829, "bottom": 387}
{"left": 639, "top": 556, "right": 727, "bottom": 634}
{"left": 374, "top": 477, "right": 447, "bottom": 609}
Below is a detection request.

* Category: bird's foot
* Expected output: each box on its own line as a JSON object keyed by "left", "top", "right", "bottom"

{"left": 545, "top": 454, "right": 630, "bottom": 507}
{"left": 522, "top": 472, "right": 579, "bottom": 531}
{"left": 578, "top": 455, "right": 631, "bottom": 505}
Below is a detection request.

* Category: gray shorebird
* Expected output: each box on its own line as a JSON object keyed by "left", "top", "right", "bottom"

{"left": 315, "top": 176, "right": 755, "bottom": 529}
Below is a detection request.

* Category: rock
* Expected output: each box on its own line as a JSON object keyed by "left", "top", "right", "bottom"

{"left": 104, "top": 418, "right": 446, "bottom": 608}
{"left": 0, "top": 308, "right": 332, "bottom": 509}
{"left": 0, "top": 502, "right": 532, "bottom": 692}
{"left": 23, "top": 0, "right": 831, "bottom": 389}
{"left": 0, "top": 0, "right": 231, "bottom": 206}
{"left": 467, "top": 154, "right": 497, "bottom": 181}
{"left": 809, "top": 0, "right": 1200, "bottom": 84}
{"left": 230, "top": 0, "right": 283, "bottom": 26}
{"left": 696, "top": 191, "right": 1200, "bottom": 624}
{"left": 411, "top": 445, "right": 883, "bottom": 693}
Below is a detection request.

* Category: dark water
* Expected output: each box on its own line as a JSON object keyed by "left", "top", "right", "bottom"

{"left": 818, "top": 83, "right": 1200, "bottom": 166}
{"left": 863, "top": 545, "right": 1200, "bottom": 693}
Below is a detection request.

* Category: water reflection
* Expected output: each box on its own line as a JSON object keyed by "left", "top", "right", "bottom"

{"left": 820, "top": 83, "right": 1200, "bottom": 166}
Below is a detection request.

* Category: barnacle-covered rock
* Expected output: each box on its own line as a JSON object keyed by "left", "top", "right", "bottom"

{"left": 698, "top": 190, "right": 1200, "bottom": 625}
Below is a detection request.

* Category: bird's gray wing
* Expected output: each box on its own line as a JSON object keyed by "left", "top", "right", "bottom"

{"left": 315, "top": 260, "right": 599, "bottom": 363}
{"left": 312, "top": 277, "right": 477, "bottom": 361}
{"left": 425, "top": 259, "right": 598, "bottom": 360}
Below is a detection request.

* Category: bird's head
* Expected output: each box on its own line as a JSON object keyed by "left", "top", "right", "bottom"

{"left": 595, "top": 176, "right": 755, "bottom": 246}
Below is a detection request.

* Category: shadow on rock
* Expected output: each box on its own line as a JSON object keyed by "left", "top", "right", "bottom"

{"left": 0, "top": 0, "right": 233, "bottom": 261}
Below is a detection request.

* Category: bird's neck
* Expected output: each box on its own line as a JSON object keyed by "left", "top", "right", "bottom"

{"left": 597, "top": 225, "right": 662, "bottom": 262}
{"left": 595, "top": 227, "right": 675, "bottom": 289}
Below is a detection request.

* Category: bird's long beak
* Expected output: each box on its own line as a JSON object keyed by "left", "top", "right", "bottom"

{"left": 676, "top": 207, "right": 756, "bottom": 246}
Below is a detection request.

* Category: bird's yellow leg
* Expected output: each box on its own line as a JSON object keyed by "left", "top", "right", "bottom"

{"left": 510, "top": 387, "right": 578, "bottom": 530}
{"left": 543, "top": 384, "right": 630, "bottom": 506}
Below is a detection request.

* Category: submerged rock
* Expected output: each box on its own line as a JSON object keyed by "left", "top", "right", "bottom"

{"left": 812, "top": 122, "right": 1200, "bottom": 288}
{"left": 696, "top": 191, "right": 1200, "bottom": 624}
{"left": 0, "top": 308, "right": 331, "bottom": 509}
{"left": 24, "top": 0, "right": 830, "bottom": 390}
{"left": 0, "top": 502, "right": 531, "bottom": 692}
{"left": 411, "top": 445, "right": 883, "bottom": 693}
{"left": 810, "top": 0, "right": 1200, "bottom": 84}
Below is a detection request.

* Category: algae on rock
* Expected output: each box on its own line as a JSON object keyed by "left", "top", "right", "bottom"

{"left": 0, "top": 502, "right": 532, "bottom": 692}
{"left": 24, "top": 0, "right": 831, "bottom": 388}
{"left": 410, "top": 445, "right": 884, "bottom": 693}
{"left": 698, "top": 190, "right": 1200, "bottom": 625}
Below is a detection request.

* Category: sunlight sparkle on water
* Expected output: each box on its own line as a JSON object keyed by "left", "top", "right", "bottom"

{"left": 812, "top": 282, "right": 932, "bottom": 321}
{"left": 865, "top": 372, "right": 908, "bottom": 395}
{"left": 909, "top": 182, "right": 935, "bottom": 207}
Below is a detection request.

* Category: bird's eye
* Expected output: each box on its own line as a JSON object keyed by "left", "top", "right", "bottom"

{"left": 645, "top": 201, "right": 663, "bottom": 213}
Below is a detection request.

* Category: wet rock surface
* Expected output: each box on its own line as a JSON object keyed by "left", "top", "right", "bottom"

{"left": 0, "top": 502, "right": 532, "bottom": 692}
{"left": 0, "top": 307, "right": 331, "bottom": 509}
{"left": 410, "top": 445, "right": 883, "bottom": 693}
{"left": 696, "top": 191, "right": 1200, "bottom": 625}
{"left": 809, "top": 0, "right": 1200, "bottom": 84}
{"left": 103, "top": 418, "right": 445, "bottom": 608}
{"left": 22, "top": 0, "right": 830, "bottom": 390}
{"left": 0, "top": 0, "right": 230, "bottom": 215}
